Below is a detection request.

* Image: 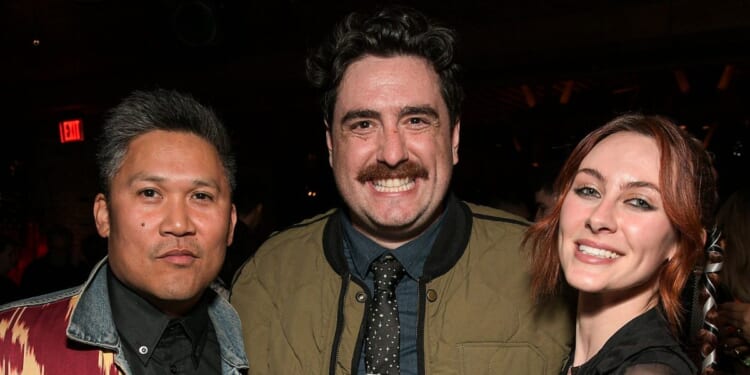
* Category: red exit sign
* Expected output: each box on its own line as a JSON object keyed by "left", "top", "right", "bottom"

{"left": 59, "top": 119, "right": 84, "bottom": 143}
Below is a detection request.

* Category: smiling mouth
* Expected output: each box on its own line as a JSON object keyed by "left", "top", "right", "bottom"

{"left": 578, "top": 244, "right": 621, "bottom": 259}
{"left": 372, "top": 178, "right": 416, "bottom": 192}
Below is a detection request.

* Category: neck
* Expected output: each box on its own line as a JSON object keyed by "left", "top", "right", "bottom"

{"left": 351, "top": 206, "right": 445, "bottom": 250}
{"left": 572, "top": 284, "right": 659, "bottom": 367}
{"left": 147, "top": 294, "right": 203, "bottom": 317}
{"left": 111, "top": 269, "right": 203, "bottom": 317}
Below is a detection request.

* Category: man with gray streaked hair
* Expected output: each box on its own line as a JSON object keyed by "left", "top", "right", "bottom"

{"left": 0, "top": 88, "right": 248, "bottom": 374}
{"left": 96, "top": 88, "right": 237, "bottom": 194}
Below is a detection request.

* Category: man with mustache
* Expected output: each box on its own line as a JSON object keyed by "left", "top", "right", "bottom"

{"left": 0, "top": 89, "right": 248, "bottom": 374}
{"left": 231, "top": 6, "right": 572, "bottom": 375}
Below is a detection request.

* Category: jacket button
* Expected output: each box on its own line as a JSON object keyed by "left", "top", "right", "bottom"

{"left": 426, "top": 289, "right": 438, "bottom": 302}
{"left": 355, "top": 292, "right": 367, "bottom": 303}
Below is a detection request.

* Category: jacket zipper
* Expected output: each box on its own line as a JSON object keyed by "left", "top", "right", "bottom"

{"left": 330, "top": 274, "right": 350, "bottom": 375}
{"left": 417, "top": 278, "right": 427, "bottom": 375}
{"left": 330, "top": 273, "right": 370, "bottom": 375}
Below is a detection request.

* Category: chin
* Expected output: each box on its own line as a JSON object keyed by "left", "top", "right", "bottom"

{"left": 157, "top": 279, "right": 205, "bottom": 300}
{"left": 566, "top": 275, "right": 606, "bottom": 293}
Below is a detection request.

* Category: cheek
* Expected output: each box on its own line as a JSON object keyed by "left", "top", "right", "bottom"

{"left": 623, "top": 217, "right": 676, "bottom": 259}
{"left": 651, "top": 223, "right": 678, "bottom": 260}
{"left": 557, "top": 196, "right": 577, "bottom": 233}
{"left": 339, "top": 145, "right": 374, "bottom": 173}
{"left": 556, "top": 232, "right": 565, "bottom": 261}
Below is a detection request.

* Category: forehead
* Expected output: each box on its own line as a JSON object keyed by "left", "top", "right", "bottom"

{"left": 582, "top": 132, "right": 662, "bottom": 178}
{"left": 335, "top": 55, "right": 444, "bottom": 113}
{"left": 117, "top": 130, "right": 227, "bottom": 183}
{"left": 125, "top": 130, "right": 209, "bottom": 155}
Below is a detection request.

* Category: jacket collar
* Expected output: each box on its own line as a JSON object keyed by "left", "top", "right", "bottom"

{"left": 66, "top": 257, "right": 248, "bottom": 370}
{"left": 323, "top": 194, "right": 472, "bottom": 281}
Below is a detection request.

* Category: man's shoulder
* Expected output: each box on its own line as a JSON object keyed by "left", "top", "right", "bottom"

{"left": 0, "top": 286, "right": 121, "bottom": 374}
{"left": 455, "top": 201, "right": 531, "bottom": 260}
{"left": 258, "top": 208, "right": 337, "bottom": 252}
{"left": 0, "top": 286, "right": 80, "bottom": 314}
{"left": 462, "top": 201, "right": 530, "bottom": 228}
{"left": 232, "top": 209, "right": 340, "bottom": 297}
{"left": 0, "top": 288, "right": 80, "bottom": 339}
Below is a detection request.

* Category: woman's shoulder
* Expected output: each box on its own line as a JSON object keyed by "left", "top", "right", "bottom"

{"left": 621, "top": 347, "right": 697, "bottom": 375}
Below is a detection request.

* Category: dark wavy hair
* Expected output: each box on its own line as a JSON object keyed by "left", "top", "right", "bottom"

{"left": 305, "top": 6, "right": 463, "bottom": 127}
{"left": 96, "top": 88, "right": 236, "bottom": 195}
{"left": 524, "top": 114, "right": 718, "bottom": 334}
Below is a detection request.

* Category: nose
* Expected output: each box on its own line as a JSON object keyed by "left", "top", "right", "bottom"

{"left": 585, "top": 199, "right": 617, "bottom": 233}
{"left": 377, "top": 124, "right": 409, "bottom": 167}
{"left": 159, "top": 198, "right": 196, "bottom": 237}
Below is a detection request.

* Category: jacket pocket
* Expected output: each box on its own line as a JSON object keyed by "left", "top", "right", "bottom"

{"left": 458, "top": 342, "right": 547, "bottom": 375}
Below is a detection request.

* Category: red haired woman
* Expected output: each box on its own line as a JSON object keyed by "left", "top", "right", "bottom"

{"left": 525, "top": 114, "right": 717, "bottom": 374}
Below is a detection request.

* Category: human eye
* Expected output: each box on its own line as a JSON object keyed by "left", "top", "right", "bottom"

{"left": 625, "top": 197, "right": 655, "bottom": 211}
{"left": 346, "top": 120, "right": 376, "bottom": 134}
{"left": 408, "top": 117, "right": 430, "bottom": 125}
{"left": 192, "top": 192, "right": 214, "bottom": 201}
{"left": 403, "top": 116, "right": 433, "bottom": 130}
{"left": 138, "top": 188, "right": 160, "bottom": 199}
{"left": 573, "top": 186, "right": 600, "bottom": 199}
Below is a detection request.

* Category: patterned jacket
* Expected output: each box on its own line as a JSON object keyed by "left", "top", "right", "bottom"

{"left": 0, "top": 258, "right": 248, "bottom": 374}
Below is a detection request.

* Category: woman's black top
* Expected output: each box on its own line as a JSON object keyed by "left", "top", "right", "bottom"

{"left": 562, "top": 307, "right": 697, "bottom": 375}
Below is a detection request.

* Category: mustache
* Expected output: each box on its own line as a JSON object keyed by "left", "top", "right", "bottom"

{"left": 152, "top": 238, "right": 203, "bottom": 256}
{"left": 356, "top": 161, "right": 428, "bottom": 183}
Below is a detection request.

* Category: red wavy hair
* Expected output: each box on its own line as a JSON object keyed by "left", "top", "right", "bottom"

{"left": 523, "top": 114, "right": 717, "bottom": 333}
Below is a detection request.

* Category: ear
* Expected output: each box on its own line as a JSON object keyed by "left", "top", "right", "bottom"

{"left": 451, "top": 121, "right": 461, "bottom": 165}
{"left": 226, "top": 203, "right": 237, "bottom": 246}
{"left": 325, "top": 120, "right": 334, "bottom": 167}
{"left": 93, "top": 193, "right": 111, "bottom": 238}
{"left": 666, "top": 236, "right": 681, "bottom": 262}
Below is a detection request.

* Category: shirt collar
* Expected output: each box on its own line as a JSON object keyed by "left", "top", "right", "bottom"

{"left": 108, "top": 271, "right": 212, "bottom": 367}
{"left": 342, "top": 208, "right": 446, "bottom": 281}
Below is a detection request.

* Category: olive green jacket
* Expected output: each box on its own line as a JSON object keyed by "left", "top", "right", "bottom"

{"left": 231, "top": 196, "right": 572, "bottom": 375}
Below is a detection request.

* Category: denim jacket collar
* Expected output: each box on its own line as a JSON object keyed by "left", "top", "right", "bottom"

{"left": 66, "top": 257, "right": 248, "bottom": 374}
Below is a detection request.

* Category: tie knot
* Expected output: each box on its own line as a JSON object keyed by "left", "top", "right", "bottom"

{"left": 371, "top": 254, "right": 405, "bottom": 292}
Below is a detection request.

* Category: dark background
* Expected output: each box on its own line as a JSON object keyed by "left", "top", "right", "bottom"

{"left": 1, "top": 0, "right": 749, "bottom": 256}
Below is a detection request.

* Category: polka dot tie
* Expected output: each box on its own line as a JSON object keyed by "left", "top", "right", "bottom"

{"left": 365, "top": 254, "right": 405, "bottom": 375}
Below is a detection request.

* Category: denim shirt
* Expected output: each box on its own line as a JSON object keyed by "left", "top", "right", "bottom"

{"left": 1, "top": 257, "right": 248, "bottom": 375}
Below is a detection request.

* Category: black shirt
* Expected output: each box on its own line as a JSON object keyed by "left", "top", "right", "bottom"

{"left": 562, "top": 307, "right": 697, "bottom": 375}
{"left": 108, "top": 272, "right": 222, "bottom": 374}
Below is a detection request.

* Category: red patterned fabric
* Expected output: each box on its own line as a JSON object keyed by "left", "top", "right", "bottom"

{"left": 0, "top": 295, "right": 120, "bottom": 375}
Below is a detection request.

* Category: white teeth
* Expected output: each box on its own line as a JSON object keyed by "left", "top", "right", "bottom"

{"left": 578, "top": 244, "right": 620, "bottom": 259}
{"left": 372, "top": 178, "right": 415, "bottom": 192}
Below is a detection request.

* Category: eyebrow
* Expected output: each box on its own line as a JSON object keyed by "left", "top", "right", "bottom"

{"left": 128, "top": 173, "right": 221, "bottom": 190}
{"left": 400, "top": 105, "right": 439, "bottom": 119}
{"left": 576, "top": 168, "right": 660, "bottom": 193}
{"left": 128, "top": 173, "right": 164, "bottom": 186}
{"left": 340, "top": 109, "right": 381, "bottom": 124}
{"left": 577, "top": 168, "right": 604, "bottom": 182}
{"left": 339, "top": 106, "right": 440, "bottom": 125}
{"left": 624, "top": 180, "right": 661, "bottom": 193}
